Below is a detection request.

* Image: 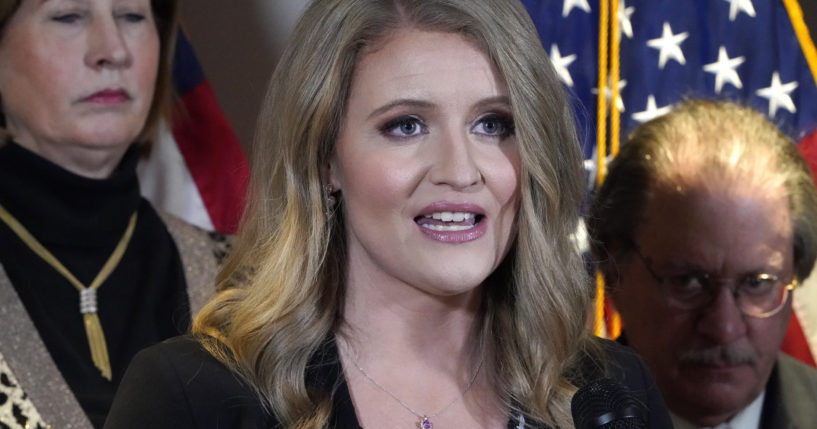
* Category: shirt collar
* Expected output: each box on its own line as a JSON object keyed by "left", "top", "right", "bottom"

{"left": 670, "top": 390, "right": 765, "bottom": 429}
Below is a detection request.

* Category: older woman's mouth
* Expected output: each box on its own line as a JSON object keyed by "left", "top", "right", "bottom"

{"left": 81, "top": 89, "right": 131, "bottom": 105}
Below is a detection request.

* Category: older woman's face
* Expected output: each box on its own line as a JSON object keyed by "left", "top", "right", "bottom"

{"left": 329, "top": 29, "right": 520, "bottom": 297}
{"left": 0, "top": 0, "right": 159, "bottom": 172}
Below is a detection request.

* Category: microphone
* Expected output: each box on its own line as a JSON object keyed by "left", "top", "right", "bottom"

{"left": 571, "top": 378, "right": 647, "bottom": 429}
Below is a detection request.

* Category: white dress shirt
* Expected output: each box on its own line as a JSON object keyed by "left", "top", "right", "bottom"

{"left": 670, "top": 390, "right": 765, "bottom": 429}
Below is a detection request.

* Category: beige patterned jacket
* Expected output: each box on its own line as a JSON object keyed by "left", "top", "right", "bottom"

{"left": 0, "top": 213, "right": 222, "bottom": 429}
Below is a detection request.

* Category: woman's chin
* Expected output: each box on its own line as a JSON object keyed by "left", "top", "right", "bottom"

{"left": 410, "top": 270, "right": 493, "bottom": 298}
{"left": 75, "top": 121, "right": 145, "bottom": 148}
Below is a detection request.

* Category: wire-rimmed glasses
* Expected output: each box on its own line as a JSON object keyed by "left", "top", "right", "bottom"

{"left": 629, "top": 245, "right": 798, "bottom": 318}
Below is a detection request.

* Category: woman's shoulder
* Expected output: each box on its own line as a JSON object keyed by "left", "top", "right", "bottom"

{"left": 104, "top": 335, "right": 271, "bottom": 429}
{"left": 124, "top": 335, "right": 244, "bottom": 387}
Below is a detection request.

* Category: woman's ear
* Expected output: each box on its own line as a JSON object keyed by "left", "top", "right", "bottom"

{"left": 321, "top": 157, "right": 341, "bottom": 218}
{"left": 322, "top": 155, "right": 341, "bottom": 191}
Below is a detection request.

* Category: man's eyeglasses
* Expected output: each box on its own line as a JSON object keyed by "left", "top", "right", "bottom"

{"left": 629, "top": 245, "right": 798, "bottom": 318}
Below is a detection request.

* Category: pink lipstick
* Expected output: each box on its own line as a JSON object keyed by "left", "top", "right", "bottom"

{"left": 82, "top": 89, "right": 130, "bottom": 105}
{"left": 415, "top": 202, "right": 487, "bottom": 243}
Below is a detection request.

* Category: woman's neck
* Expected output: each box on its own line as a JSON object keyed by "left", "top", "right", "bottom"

{"left": 340, "top": 271, "right": 482, "bottom": 366}
{"left": 0, "top": 141, "right": 141, "bottom": 245}
{"left": 337, "top": 272, "right": 507, "bottom": 428}
{"left": 11, "top": 136, "right": 131, "bottom": 179}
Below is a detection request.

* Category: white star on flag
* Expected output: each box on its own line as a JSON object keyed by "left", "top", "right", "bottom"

{"left": 756, "top": 72, "right": 799, "bottom": 117}
{"left": 562, "top": 0, "right": 591, "bottom": 18}
{"left": 703, "top": 46, "right": 746, "bottom": 94}
{"left": 592, "top": 78, "right": 628, "bottom": 112}
{"left": 632, "top": 95, "right": 673, "bottom": 123}
{"left": 726, "top": 0, "right": 756, "bottom": 22}
{"left": 617, "top": 1, "right": 635, "bottom": 40}
{"left": 647, "top": 22, "right": 689, "bottom": 69}
{"left": 549, "top": 44, "right": 577, "bottom": 87}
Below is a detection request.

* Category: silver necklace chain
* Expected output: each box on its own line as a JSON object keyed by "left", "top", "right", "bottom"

{"left": 349, "top": 354, "right": 484, "bottom": 429}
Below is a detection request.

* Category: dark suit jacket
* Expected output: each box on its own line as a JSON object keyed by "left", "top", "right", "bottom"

{"left": 619, "top": 333, "right": 817, "bottom": 428}
{"left": 104, "top": 335, "right": 673, "bottom": 428}
{"left": 759, "top": 352, "right": 817, "bottom": 428}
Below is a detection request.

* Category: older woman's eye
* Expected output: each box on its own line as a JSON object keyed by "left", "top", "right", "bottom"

{"left": 380, "top": 116, "right": 426, "bottom": 138}
{"left": 52, "top": 13, "right": 83, "bottom": 24}
{"left": 119, "top": 13, "right": 147, "bottom": 23}
{"left": 473, "top": 114, "right": 514, "bottom": 138}
{"left": 115, "top": 6, "right": 152, "bottom": 23}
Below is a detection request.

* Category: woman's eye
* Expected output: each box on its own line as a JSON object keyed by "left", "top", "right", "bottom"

{"left": 119, "top": 13, "right": 147, "bottom": 23}
{"left": 52, "top": 13, "right": 82, "bottom": 24}
{"left": 381, "top": 116, "right": 426, "bottom": 138}
{"left": 473, "top": 114, "right": 514, "bottom": 138}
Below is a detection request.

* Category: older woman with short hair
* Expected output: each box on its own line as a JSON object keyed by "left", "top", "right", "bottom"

{"left": 0, "top": 0, "right": 219, "bottom": 427}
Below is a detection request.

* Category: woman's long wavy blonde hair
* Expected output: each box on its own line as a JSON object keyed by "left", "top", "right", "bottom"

{"left": 194, "top": 0, "right": 595, "bottom": 427}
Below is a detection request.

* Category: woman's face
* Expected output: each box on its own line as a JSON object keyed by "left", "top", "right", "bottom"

{"left": 329, "top": 29, "right": 521, "bottom": 297}
{"left": 0, "top": 0, "right": 159, "bottom": 173}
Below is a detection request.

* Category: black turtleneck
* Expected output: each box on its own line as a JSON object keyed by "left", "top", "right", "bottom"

{"left": 0, "top": 141, "right": 191, "bottom": 428}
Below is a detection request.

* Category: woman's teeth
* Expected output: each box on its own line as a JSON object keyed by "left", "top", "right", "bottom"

{"left": 422, "top": 223, "right": 474, "bottom": 231}
{"left": 419, "top": 211, "right": 479, "bottom": 231}
{"left": 424, "top": 212, "right": 473, "bottom": 222}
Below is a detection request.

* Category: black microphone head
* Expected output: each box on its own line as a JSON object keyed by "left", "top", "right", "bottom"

{"left": 571, "top": 378, "right": 646, "bottom": 429}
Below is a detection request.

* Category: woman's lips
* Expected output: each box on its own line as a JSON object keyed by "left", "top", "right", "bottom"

{"left": 416, "top": 211, "right": 479, "bottom": 231}
{"left": 82, "top": 89, "right": 130, "bottom": 105}
{"left": 415, "top": 204, "right": 487, "bottom": 243}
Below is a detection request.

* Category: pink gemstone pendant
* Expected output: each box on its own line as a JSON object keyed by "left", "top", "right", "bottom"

{"left": 419, "top": 417, "right": 433, "bottom": 429}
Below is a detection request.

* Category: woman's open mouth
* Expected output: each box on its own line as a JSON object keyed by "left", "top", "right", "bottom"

{"left": 415, "top": 211, "right": 484, "bottom": 231}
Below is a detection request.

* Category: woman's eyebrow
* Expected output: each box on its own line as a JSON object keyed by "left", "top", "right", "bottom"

{"left": 367, "top": 99, "right": 435, "bottom": 120}
{"left": 472, "top": 95, "right": 511, "bottom": 110}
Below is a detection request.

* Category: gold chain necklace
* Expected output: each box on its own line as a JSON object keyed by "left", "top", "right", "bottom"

{"left": 0, "top": 203, "right": 137, "bottom": 380}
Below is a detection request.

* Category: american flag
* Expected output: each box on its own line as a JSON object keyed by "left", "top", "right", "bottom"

{"left": 138, "top": 31, "right": 249, "bottom": 235}
{"left": 522, "top": 0, "right": 817, "bottom": 366}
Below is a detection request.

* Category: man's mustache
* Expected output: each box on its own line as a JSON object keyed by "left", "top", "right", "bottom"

{"left": 679, "top": 344, "right": 757, "bottom": 366}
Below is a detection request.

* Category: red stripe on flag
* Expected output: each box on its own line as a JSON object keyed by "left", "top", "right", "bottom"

{"left": 172, "top": 81, "right": 248, "bottom": 234}
{"left": 781, "top": 313, "right": 816, "bottom": 367}
{"left": 797, "top": 129, "right": 817, "bottom": 176}
{"left": 789, "top": 128, "right": 817, "bottom": 367}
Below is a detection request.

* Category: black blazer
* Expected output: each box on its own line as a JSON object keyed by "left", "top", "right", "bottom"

{"left": 104, "top": 335, "right": 673, "bottom": 428}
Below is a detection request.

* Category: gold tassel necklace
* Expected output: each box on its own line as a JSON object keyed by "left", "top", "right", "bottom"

{"left": 0, "top": 203, "right": 137, "bottom": 380}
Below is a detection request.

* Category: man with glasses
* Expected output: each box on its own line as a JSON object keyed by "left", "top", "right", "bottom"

{"left": 588, "top": 100, "right": 817, "bottom": 428}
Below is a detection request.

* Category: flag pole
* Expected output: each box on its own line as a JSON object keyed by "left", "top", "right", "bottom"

{"left": 594, "top": 0, "right": 611, "bottom": 337}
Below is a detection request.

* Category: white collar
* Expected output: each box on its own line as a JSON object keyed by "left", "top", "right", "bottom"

{"left": 669, "top": 390, "right": 765, "bottom": 429}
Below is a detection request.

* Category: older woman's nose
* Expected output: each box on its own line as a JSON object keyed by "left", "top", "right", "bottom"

{"left": 85, "top": 18, "right": 132, "bottom": 69}
{"left": 428, "top": 129, "right": 483, "bottom": 190}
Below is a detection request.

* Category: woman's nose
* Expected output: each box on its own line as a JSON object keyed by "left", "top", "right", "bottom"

{"left": 85, "top": 18, "right": 132, "bottom": 69}
{"left": 428, "top": 129, "right": 483, "bottom": 190}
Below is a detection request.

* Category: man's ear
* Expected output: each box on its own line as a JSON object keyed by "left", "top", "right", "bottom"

{"left": 599, "top": 244, "right": 625, "bottom": 300}
{"left": 603, "top": 263, "right": 621, "bottom": 291}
